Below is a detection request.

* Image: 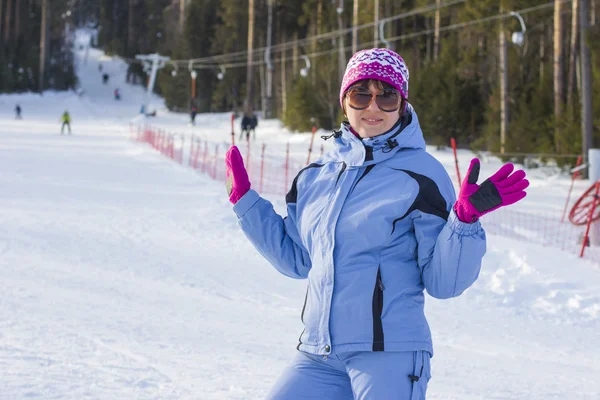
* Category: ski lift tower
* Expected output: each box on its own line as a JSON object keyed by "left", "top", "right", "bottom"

{"left": 135, "top": 53, "right": 170, "bottom": 114}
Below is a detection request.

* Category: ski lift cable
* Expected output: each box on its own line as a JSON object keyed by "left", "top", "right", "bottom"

{"left": 169, "top": 0, "right": 467, "bottom": 65}
{"left": 124, "top": 0, "right": 569, "bottom": 71}
{"left": 167, "top": 0, "right": 567, "bottom": 67}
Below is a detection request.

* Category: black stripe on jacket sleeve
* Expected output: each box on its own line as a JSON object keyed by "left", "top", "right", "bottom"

{"left": 391, "top": 169, "right": 449, "bottom": 234}
{"left": 285, "top": 163, "right": 324, "bottom": 204}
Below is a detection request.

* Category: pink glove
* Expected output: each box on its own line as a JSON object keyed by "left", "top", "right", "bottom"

{"left": 225, "top": 146, "right": 251, "bottom": 204}
{"left": 454, "top": 158, "right": 529, "bottom": 223}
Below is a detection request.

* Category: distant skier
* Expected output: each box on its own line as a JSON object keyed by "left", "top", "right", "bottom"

{"left": 114, "top": 88, "right": 120, "bottom": 100}
{"left": 190, "top": 105, "right": 197, "bottom": 126}
{"left": 98, "top": 63, "right": 103, "bottom": 72}
{"left": 61, "top": 110, "right": 72, "bottom": 135}
{"left": 102, "top": 73, "right": 109, "bottom": 84}
{"left": 239, "top": 113, "right": 258, "bottom": 141}
{"left": 15, "top": 104, "right": 22, "bottom": 119}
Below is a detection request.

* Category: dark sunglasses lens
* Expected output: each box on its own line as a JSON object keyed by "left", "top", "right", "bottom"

{"left": 376, "top": 90, "right": 400, "bottom": 111}
{"left": 347, "top": 90, "right": 371, "bottom": 110}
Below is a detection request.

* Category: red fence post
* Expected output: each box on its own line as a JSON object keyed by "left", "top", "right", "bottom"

{"left": 188, "top": 135, "right": 195, "bottom": 167}
{"left": 213, "top": 144, "right": 219, "bottom": 179}
{"left": 260, "top": 143, "right": 266, "bottom": 194}
{"left": 246, "top": 136, "right": 251, "bottom": 177}
{"left": 202, "top": 142, "right": 208, "bottom": 173}
{"left": 306, "top": 125, "right": 317, "bottom": 165}
{"left": 562, "top": 155, "right": 583, "bottom": 222}
{"left": 450, "top": 138, "right": 462, "bottom": 187}
{"left": 231, "top": 112, "right": 236, "bottom": 146}
{"left": 284, "top": 142, "right": 290, "bottom": 195}
{"left": 192, "top": 139, "right": 200, "bottom": 169}
{"left": 580, "top": 181, "right": 600, "bottom": 258}
{"left": 178, "top": 134, "right": 184, "bottom": 164}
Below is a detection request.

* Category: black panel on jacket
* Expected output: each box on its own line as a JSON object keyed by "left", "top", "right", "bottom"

{"left": 335, "top": 162, "right": 347, "bottom": 186}
{"left": 372, "top": 268, "right": 385, "bottom": 351}
{"left": 390, "top": 169, "right": 449, "bottom": 234}
{"left": 351, "top": 164, "right": 376, "bottom": 194}
{"left": 286, "top": 163, "right": 324, "bottom": 204}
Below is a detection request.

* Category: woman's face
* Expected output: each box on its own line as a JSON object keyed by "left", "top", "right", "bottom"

{"left": 344, "top": 80, "right": 402, "bottom": 138}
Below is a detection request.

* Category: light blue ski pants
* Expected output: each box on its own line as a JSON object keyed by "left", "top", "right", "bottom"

{"left": 266, "top": 350, "right": 431, "bottom": 400}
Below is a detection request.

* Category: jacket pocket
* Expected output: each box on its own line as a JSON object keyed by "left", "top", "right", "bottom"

{"left": 372, "top": 267, "right": 385, "bottom": 351}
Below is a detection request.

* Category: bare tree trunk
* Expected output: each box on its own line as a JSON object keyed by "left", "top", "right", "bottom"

{"left": 425, "top": 17, "right": 431, "bottom": 63}
{"left": 244, "top": 0, "right": 255, "bottom": 116}
{"left": 179, "top": 0, "right": 186, "bottom": 34}
{"left": 293, "top": 32, "right": 298, "bottom": 75}
{"left": 374, "top": 0, "right": 379, "bottom": 47}
{"left": 554, "top": 0, "right": 564, "bottom": 151}
{"left": 4, "top": 0, "right": 12, "bottom": 43}
{"left": 540, "top": 23, "right": 545, "bottom": 82}
{"left": 434, "top": 0, "right": 441, "bottom": 61}
{"left": 499, "top": 10, "right": 508, "bottom": 155}
{"left": 128, "top": 0, "right": 134, "bottom": 55}
{"left": 412, "top": 16, "right": 419, "bottom": 76}
{"left": 265, "top": 0, "right": 273, "bottom": 118}
{"left": 281, "top": 33, "right": 287, "bottom": 118}
{"left": 478, "top": 36, "right": 487, "bottom": 97}
{"left": 337, "top": 0, "right": 345, "bottom": 79}
{"left": 567, "top": 0, "right": 579, "bottom": 110}
{"left": 592, "top": 0, "right": 596, "bottom": 26}
{"left": 0, "top": 0, "right": 4, "bottom": 45}
{"left": 317, "top": 0, "right": 322, "bottom": 35}
{"left": 385, "top": 0, "right": 392, "bottom": 50}
{"left": 580, "top": 0, "right": 593, "bottom": 170}
{"left": 14, "top": 0, "right": 20, "bottom": 41}
{"left": 352, "top": 0, "right": 358, "bottom": 54}
{"left": 259, "top": 51, "right": 265, "bottom": 114}
{"left": 39, "top": 0, "right": 49, "bottom": 92}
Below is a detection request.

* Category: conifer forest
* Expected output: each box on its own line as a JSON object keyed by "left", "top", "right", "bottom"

{"left": 1, "top": 0, "right": 599, "bottom": 162}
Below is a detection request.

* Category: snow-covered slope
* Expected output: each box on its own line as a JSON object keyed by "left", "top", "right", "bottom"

{"left": 0, "top": 30, "right": 599, "bottom": 399}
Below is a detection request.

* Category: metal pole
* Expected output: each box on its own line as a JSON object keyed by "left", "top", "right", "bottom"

{"left": 39, "top": 0, "right": 49, "bottom": 92}
{"left": 136, "top": 54, "right": 170, "bottom": 114}
{"left": 499, "top": 13, "right": 508, "bottom": 155}
{"left": 337, "top": 1, "right": 345, "bottom": 79}
{"left": 352, "top": 0, "right": 358, "bottom": 54}
{"left": 580, "top": 0, "right": 593, "bottom": 175}
{"left": 374, "top": 0, "right": 379, "bottom": 47}
{"left": 265, "top": 0, "right": 273, "bottom": 118}
{"left": 246, "top": 0, "right": 255, "bottom": 116}
{"left": 434, "top": 0, "right": 441, "bottom": 61}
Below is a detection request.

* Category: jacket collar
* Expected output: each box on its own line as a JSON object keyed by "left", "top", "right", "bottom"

{"left": 327, "top": 103, "right": 426, "bottom": 167}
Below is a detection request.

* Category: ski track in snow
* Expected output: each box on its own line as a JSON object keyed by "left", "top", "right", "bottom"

{"left": 0, "top": 29, "right": 599, "bottom": 399}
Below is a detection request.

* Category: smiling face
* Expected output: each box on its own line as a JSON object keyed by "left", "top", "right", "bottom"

{"left": 343, "top": 79, "right": 404, "bottom": 138}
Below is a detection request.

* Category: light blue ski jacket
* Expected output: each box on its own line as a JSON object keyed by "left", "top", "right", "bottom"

{"left": 233, "top": 105, "right": 486, "bottom": 357}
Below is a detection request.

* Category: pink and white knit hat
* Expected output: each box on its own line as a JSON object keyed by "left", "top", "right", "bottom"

{"left": 339, "top": 48, "right": 409, "bottom": 107}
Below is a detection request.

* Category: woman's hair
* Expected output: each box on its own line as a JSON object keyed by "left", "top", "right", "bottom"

{"left": 342, "top": 79, "right": 406, "bottom": 116}
{"left": 351, "top": 79, "right": 394, "bottom": 91}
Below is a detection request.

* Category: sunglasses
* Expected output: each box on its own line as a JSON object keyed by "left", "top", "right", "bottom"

{"left": 345, "top": 86, "right": 402, "bottom": 112}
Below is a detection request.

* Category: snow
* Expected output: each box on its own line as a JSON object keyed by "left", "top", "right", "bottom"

{"left": 0, "top": 30, "right": 599, "bottom": 399}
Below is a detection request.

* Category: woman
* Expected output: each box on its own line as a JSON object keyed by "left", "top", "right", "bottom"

{"left": 225, "top": 48, "right": 528, "bottom": 399}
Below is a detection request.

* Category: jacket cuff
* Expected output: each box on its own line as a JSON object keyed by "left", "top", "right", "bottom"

{"left": 233, "top": 189, "right": 260, "bottom": 218}
{"left": 448, "top": 207, "right": 482, "bottom": 236}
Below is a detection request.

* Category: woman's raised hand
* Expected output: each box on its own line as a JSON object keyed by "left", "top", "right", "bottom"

{"left": 225, "top": 146, "right": 251, "bottom": 204}
{"left": 454, "top": 159, "right": 529, "bottom": 223}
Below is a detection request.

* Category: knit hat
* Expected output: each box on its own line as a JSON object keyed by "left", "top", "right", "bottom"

{"left": 339, "top": 48, "right": 409, "bottom": 107}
